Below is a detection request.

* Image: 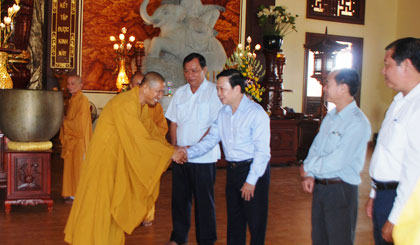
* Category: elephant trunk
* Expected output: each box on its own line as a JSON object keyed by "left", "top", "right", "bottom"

{"left": 140, "top": 0, "right": 157, "bottom": 25}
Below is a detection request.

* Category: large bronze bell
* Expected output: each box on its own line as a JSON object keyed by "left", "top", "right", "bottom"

{"left": 0, "top": 89, "right": 64, "bottom": 142}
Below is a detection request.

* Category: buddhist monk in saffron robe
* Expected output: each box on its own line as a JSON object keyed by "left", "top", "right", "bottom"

{"left": 130, "top": 72, "right": 168, "bottom": 137}
{"left": 130, "top": 72, "right": 168, "bottom": 227}
{"left": 393, "top": 179, "right": 420, "bottom": 245}
{"left": 64, "top": 72, "right": 186, "bottom": 245}
{"left": 60, "top": 75, "right": 92, "bottom": 203}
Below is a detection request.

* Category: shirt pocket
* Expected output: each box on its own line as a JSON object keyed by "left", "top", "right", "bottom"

{"left": 381, "top": 120, "right": 406, "bottom": 155}
{"left": 197, "top": 102, "right": 210, "bottom": 122}
{"left": 323, "top": 130, "right": 342, "bottom": 154}
{"left": 176, "top": 103, "right": 189, "bottom": 122}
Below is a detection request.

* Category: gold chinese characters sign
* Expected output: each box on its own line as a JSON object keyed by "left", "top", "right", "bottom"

{"left": 50, "top": 0, "right": 76, "bottom": 69}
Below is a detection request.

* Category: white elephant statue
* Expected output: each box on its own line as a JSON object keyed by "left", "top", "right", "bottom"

{"left": 180, "top": 0, "right": 225, "bottom": 36}
{"left": 140, "top": 0, "right": 227, "bottom": 87}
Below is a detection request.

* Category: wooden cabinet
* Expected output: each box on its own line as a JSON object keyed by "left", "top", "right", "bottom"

{"left": 270, "top": 117, "right": 320, "bottom": 165}
{"left": 297, "top": 119, "right": 320, "bottom": 162}
{"left": 4, "top": 150, "right": 53, "bottom": 213}
{"left": 270, "top": 119, "right": 299, "bottom": 165}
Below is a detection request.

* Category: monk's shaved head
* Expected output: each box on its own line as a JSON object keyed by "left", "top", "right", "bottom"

{"left": 68, "top": 75, "right": 82, "bottom": 84}
{"left": 140, "top": 72, "right": 165, "bottom": 88}
{"left": 138, "top": 71, "right": 165, "bottom": 106}
{"left": 130, "top": 72, "right": 144, "bottom": 88}
{"left": 67, "top": 75, "right": 83, "bottom": 95}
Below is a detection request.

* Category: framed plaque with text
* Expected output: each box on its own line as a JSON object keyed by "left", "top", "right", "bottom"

{"left": 50, "top": 0, "right": 77, "bottom": 69}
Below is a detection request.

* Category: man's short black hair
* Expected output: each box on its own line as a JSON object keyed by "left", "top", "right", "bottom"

{"left": 386, "top": 37, "right": 420, "bottom": 73}
{"left": 334, "top": 68, "right": 360, "bottom": 97}
{"left": 217, "top": 69, "right": 246, "bottom": 93}
{"left": 183, "top": 53, "right": 206, "bottom": 69}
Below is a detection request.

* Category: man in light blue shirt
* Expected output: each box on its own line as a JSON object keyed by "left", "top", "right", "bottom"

{"left": 301, "top": 68, "right": 371, "bottom": 245}
{"left": 165, "top": 53, "right": 222, "bottom": 245}
{"left": 186, "top": 69, "right": 271, "bottom": 245}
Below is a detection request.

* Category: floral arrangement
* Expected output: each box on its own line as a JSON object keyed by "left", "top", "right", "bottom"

{"left": 225, "top": 36, "right": 265, "bottom": 102}
{"left": 0, "top": 0, "right": 20, "bottom": 48}
{"left": 257, "top": 5, "right": 298, "bottom": 37}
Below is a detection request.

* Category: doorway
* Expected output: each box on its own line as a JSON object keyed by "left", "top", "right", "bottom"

{"left": 303, "top": 32, "right": 363, "bottom": 115}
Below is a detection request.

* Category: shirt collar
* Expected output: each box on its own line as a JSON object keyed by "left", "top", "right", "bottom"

{"left": 223, "top": 94, "right": 250, "bottom": 114}
{"left": 186, "top": 79, "right": 209, "bottom": 95}
{"left": 394, "top": 82, "right": 420, "bottom": 102}
{"left": 236, "top": 94, "right": 250, "bottom": 113}
{"left": 330, "top": 100, "right": 357, "bottom": 120}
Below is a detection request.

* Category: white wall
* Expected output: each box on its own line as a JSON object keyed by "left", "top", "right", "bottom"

{"left": 82, "top": 90, "right": 116, "bottom": 115}
{"left": 396, "top": 0, "right": 420, "bottom": 38}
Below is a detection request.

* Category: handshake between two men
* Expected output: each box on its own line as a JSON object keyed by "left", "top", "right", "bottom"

{"left": 171, "top": 146, "right": 189, "bottom": 164}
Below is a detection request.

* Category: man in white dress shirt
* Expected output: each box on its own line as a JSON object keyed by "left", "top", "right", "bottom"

{"left": 165, "top": 53, "right": 223, "bottom": 245}
{"left": 366, "top": 37, "right": 420, "bottom": 244}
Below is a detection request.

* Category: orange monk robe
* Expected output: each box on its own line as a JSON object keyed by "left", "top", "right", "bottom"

{"left": 149, "top": 102, "right": 168, "bottom": 136}
{"left": 60, "top": 90, "right": 92, "bottom": 197}
{"left": 144, "top": 102, "right": 168, "bottom": 223}
{"left": 64, "top": 86, "right": 174, "bottom": 245}
{"left": 393, "top": 179, "right": 420, "bottom": 245}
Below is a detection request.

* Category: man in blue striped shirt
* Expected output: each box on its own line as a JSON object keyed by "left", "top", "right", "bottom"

{"left": 185, "top": 69, "right": 271, "bottom": 245}
{"left": 301, "top": 68, "right": 371, "bottom": 245}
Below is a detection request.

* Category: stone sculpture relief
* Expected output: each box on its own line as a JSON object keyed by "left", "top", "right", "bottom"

{"left": 140, "top": 0, "right": 227, "bottom": 87}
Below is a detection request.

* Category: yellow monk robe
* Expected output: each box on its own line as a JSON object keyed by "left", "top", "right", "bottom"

{"left": 393, "top": 179, "right": 420, "bottom": 245}
{"left": 144, "top": 102, "right": 168, "bottom": 223}
{"left": 149, "top": 102, "right": 168, "bottom": 136}
{"left": 64, "top": 86, "right": 174, "bottom": 245}
{"left": 60, "top": 90, "right": 92, "bottom": 197}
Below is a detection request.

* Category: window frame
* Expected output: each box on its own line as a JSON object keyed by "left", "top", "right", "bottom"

{"left": 306, "top": 0, "right": 365, "bottom": 25}
{"left": 302, "top": 32, "right": 364, "bottom": 114}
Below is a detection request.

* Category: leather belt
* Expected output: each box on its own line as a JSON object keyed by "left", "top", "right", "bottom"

{"left": 226, "top": 159, "right": 253, "bottom": 168}
{"left": 372, "top": 179, "right": 399, "bottom": 190}
{"left": 315, "top": 178, "right": 343, "bottom": 185}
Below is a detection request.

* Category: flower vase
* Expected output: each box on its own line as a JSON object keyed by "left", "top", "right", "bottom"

{"left": 263, "top": 35, "right": 283, "bottom": 51}
{"left": 0, "top": 52, "right": 13, "bottom": 89}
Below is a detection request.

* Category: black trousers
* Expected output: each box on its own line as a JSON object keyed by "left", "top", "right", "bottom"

{"left": 372, "top": 189, "right": 397, "bottom": 245}
{"left": 170, "top": 162, "right": 217, "bottom": 245}
{"left": 226, "top": 163, "right": 270, "bottom": 245}
{"left": 311, "top": 182, "right": 358, "bottom": 245}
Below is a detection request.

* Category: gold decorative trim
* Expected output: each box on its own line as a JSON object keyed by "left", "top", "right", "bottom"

{"left": 7, "top": 141, "right": 53, "bottom": 151}
{"left": 50, "top": 0, "right": 76, "bottom": 69}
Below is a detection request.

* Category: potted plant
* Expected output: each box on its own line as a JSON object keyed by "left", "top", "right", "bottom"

{"left": 257, "top": 5, "right": 298, "bottom": 50}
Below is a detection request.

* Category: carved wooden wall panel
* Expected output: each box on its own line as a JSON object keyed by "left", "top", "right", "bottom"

{"left": 307, "top": 0, "right": 365, "bottom": 24}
